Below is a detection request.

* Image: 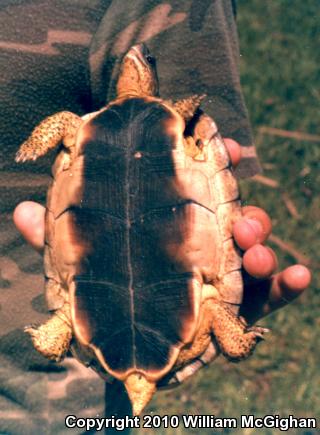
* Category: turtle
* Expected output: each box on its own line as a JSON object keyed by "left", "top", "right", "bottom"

{"left": 16, "top": 43, "right": 267, "bottom": 415}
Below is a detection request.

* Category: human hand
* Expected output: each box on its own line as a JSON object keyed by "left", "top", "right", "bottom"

{"left": 225, "top": 138, "right": 311, "bottom": 323}
{"left": 192, "top": 112, "right": 310, "bottom": 322}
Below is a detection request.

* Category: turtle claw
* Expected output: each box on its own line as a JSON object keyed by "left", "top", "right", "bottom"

{"left": 24, "top": 324, "right": 38, "bottom": 332}
{"left": 238, "top": 316, "right": 247, "bottom": 326}
{"left": 15, "top": 146, "right": 41, "bottom": 163}
{"left": 245, "top": 326, "right": 270, "bottom": 341}
{"left": 15, "top": 151, "right": 24, "bottom": 163}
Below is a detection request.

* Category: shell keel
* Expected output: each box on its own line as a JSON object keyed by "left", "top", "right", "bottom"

{"left": 124, "top": 373, "right": 156, "bottom": 415}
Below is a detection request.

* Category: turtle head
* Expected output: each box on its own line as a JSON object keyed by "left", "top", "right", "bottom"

{"left": 116, "top": 44, "right": 159, "bottom": 99}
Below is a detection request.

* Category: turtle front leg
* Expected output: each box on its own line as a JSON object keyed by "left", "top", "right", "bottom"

{"left": 209, "top": 299, "right": 268, "bottom": 361}
{"left": 184, "top": 136, "right": 201, "bottom": 158}
{"left": 15, "top": 111, "right": 82, "bottom": 162}
{"left": 184, "top": 136, "right": 207, "bottom": 160}
{"left": 172, "top": 95, "right": 207, "bottom": 160}
{"left": 25, "top": 302, "right": 72, "bottom": 362}
{"left": 172, "top": 94, "right": 206, "bottom": 122}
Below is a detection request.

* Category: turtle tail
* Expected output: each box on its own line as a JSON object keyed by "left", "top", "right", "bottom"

{"left": 124, "top": 373, "right": 156, "bottom": 415}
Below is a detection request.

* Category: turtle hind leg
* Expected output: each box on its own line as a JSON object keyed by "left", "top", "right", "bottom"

{"left": 25, "top": 302, "right": 72, "bottom": 362}
{"left": 209, "top": 299, "right": 269, "bottom": 361}
{"left": 15, "top": 111, "right": 82, "bottom": 163}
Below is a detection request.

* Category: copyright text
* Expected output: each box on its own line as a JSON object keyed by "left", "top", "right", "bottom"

{"left": 65, "top": 414, "right": 317, "bottom": 432}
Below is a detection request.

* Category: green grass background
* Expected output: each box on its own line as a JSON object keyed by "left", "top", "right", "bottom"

{"left": 136, "top": 1, "right": 320, "bottom": 433}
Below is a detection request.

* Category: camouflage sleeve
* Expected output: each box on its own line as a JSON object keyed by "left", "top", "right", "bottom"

{"left": 0, "top": 2, "right": 106, "bottom": 434}
{"left": 89, "top": 0, "right": 261, "bottom": 178}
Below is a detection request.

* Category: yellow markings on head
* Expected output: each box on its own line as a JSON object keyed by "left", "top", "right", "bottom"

{"left": 116, "top": 45, "right": 158, "bottom": 98}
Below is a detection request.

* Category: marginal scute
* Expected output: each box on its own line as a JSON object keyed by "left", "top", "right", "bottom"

{"left": 217, "top": 270, "right": 243, "bottom": 308}
{"left": 173, "top": 167, "right": 213, "bottom": 211}
{"left": 219, "top": 239, "right": 242, "bottom": 275}
{"left": 213, "top": 168, "right": 239, "bottom": 204}
{"left": 216, "top": 200, "right": 242, "bottom": 241}
{"left": 49, "top": 157, "right": 85, "bottom": 218}
{"left": 207, "top": 135, "right": 230, "bottom": 171}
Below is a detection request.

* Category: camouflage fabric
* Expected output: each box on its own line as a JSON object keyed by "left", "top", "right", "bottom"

{"left": 1, "top": 3, "right": 106, "bottom": 434}
{"left": 0, "top": 1, "right": 260, "bottom": 433}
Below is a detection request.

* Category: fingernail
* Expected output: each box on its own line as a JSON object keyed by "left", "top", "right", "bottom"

{"left": 246, "top": 218, "right": 263, "bottom": 239}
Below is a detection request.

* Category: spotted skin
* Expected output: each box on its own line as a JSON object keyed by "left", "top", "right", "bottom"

{"left": 172, "top": 94, "right": 206, "bottom": 122}
{"left": 24, "top": 302, "right": 72, "bottom": 362}
{"left": 209, "top": 299, "right": 267, "bottom": 361}
{"left": 175, "top": 297, "right": 267, "bottom": 369}
{"left": 15, "top": 111, "right": 82, "bottom": 163}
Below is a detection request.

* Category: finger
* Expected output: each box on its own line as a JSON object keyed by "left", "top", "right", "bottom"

{"left": 243, "top": 244, "right": 278, "bottom": 279}
{"left": 13, "top": 201, "right": 45, "bottom": 253}
{"left": 264, "top": 265, "right": 311, "bottom": 314}
{"left": 224, "top": 138, "right": 241, "bottom": 168}
{"left": 234, "top": 206, "right": 272, "bottom": 250}
{"left": 240, "top": 265, "right": 311, "bottom": 323}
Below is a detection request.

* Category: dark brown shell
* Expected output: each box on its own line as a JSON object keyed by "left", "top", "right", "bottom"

{"left": 46, "top": 97, "right": 242, "bottom": 382}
